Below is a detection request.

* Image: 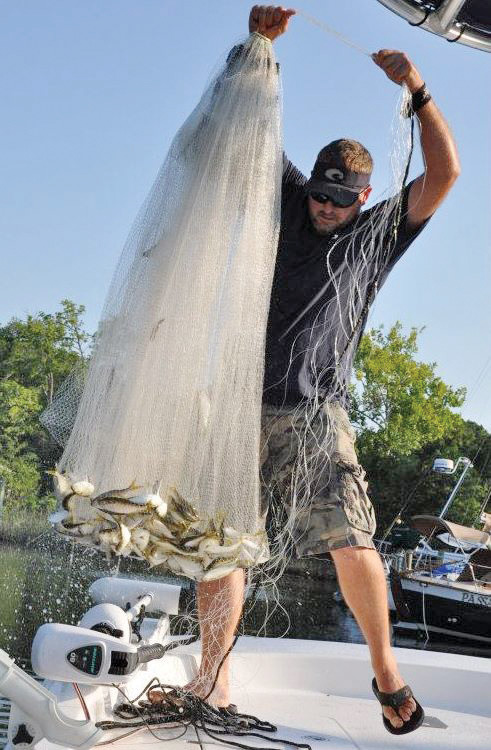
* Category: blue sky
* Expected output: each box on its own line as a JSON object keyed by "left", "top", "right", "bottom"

{"left": 1, "top": 0, "right": 490, "bottom": 432}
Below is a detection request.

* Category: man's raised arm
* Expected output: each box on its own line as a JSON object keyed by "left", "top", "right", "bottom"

{"left": 372, "top": 49, "right": 460, "bottom": 229}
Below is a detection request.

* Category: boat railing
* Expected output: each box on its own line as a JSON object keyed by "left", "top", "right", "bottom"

{"left": 382, "top": 547, "right": 466, "bottom": 576}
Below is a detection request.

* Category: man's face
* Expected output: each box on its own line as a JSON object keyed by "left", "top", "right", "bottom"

{"left": 308, "top": 187, "right": 372, "bottom": 236}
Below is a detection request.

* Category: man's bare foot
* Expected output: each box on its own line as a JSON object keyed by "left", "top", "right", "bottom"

{"left": 373, "top": 668, "right": 417, "bottom": 730}
{"left": 183, "top": 673, "right": 230, "bottom": 708}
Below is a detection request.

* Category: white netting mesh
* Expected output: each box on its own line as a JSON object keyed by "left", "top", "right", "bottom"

{"left": 41, "top": 33, "right": 282, "bottom": 578}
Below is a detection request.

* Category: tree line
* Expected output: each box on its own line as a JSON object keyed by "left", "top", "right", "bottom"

{"left": 1, "top": 301, "right": 489, "bottom": 532}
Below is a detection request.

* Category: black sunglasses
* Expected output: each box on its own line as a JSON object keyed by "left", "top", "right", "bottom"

{"left": 308, "top": 189, "right": 361, "bottom": 209}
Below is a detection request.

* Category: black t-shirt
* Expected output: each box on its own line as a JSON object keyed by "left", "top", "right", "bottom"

{"left": 263, "top": 158, "right": 429, "bottom": 407}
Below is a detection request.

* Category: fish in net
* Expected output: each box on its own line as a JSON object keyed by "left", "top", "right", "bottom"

{"left": 41, "top": 32, "right": 283, "bottom": 581}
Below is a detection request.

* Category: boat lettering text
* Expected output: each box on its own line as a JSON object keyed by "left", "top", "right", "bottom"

{"left": 461, "top": 592, "right": 491, "bottom": 607}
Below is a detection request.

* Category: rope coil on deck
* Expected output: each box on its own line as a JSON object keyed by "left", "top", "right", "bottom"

{"left": 97, "top": 680, "right": 312, "bottom": 750}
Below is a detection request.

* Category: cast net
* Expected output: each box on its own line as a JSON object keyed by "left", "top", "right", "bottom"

{"left": 41, "top": 32, "right": 282, "bottom": 580}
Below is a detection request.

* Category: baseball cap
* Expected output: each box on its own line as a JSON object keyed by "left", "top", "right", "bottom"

{"left": 306, "top": 157, "right": 371, "bottom": 208}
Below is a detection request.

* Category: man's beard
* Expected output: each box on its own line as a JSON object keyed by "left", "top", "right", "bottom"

{"left": 309, "top": 209, "right": 359, "bottom": 236}
{"left": 311, "top": 215, "right": 347, "bottom": 236}
{"left": 311, "top": 219, "right": 338, "bottom": 236}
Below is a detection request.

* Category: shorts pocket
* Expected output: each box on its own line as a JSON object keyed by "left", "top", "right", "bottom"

{"left": 336, "top": 461, "right": 376, "bottom": 536}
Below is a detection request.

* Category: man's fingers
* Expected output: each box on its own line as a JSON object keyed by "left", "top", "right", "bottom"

{"left": 372, "top": 49, "right": 413, "bottom": 83}
{"left": 281, "top": 8, "right": 296, "bottom": 30}
{"left": 249, "top": 5, "right": 260, "bottom": 31}
{"left": 258, "top": 6, "right": 267, "bottom": 32}
{"left": 249, "top": 5, "right": 296, "bottom": 37}
{"left": 273, "top": 6, "right": 284, "bottom": 24}
{"left": 385, "top": 59, "right": 408, "bottom": 74}
{"left": 375, "top": 48, "right": 399, "bottom": 58}
{"left": 265, "top": 6, "right": 276, "bottom": 27}
{"left": 373, "top": 50, "right": 410, "bottom": 66}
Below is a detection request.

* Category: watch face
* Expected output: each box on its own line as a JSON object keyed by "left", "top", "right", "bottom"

{"left": 66, "top": 644, "right": 102, "bottom": 676}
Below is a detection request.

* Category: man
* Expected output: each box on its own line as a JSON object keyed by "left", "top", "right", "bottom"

{"left": 185, "top": 5, "right": 460, "bottom": 734}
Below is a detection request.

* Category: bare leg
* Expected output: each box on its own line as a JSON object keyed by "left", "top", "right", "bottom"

{"left": 184, "top": 569, "right": 245, "bottom": 706}
{"left": 331, "top": 546, "right": 417, "bottom": 730}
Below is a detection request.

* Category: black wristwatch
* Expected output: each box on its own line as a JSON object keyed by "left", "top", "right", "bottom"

{"left": 412, "top": 83, "right": 432, "bottom": 113}
{"left": 404, "top": 82, "right": 432, "bottom": 117}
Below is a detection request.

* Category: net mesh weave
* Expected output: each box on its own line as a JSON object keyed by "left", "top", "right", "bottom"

{"left": 42, "top": 33, "right": 282, "bottom": 576}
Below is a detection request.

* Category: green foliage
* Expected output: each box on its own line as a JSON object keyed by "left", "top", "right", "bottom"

{"left": 0, "top": 454, "right": 40, "bottom": 508}
{"left": 350, "top": 324, "right": 490, "bottom": 532}
{"left": 0, "top": 381, "right": 41, "bottom": 452}
{"left": 0, "top": 299, "right": 91, "bottom": 402}
{"left": 351, "top": 323, "right": 465, "bottom": 457}
{"left": 0, "top": 381, "right": 42, "bottom": 506}
{"left": 0, "top": 300, "right": 91, "bottom": 509}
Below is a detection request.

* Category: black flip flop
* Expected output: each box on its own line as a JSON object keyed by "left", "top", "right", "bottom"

{"left": 372, "top": 678, "right": 425, "bottom": 735}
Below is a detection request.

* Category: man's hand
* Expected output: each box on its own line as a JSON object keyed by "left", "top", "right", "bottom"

{"left": 372, "top": 49, "right": 423, "bottom": 93}
{"left": 249, "top": 5, "right": 296, "bottom": 42}
{"left": 371, "top": 50, "right": 460, "bottom": 228}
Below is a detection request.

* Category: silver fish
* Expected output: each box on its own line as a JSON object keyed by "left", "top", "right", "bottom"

{"left": 131, "top": 528, "right": 150, "bottom": 551}
{"left": 91, "top": 480, "right": 142, "bottom": 504}
{"left": 99, "top": 529, "right": 120, "bottom": 547}
{"left": 202, "top": 560, "right": 239, "bottom": 582}
{"left": 71, "top": 480, "right": 95, "bottom": 497}
{"left": 121, "top": 514, "right": 147, "bottom": 530}
{"left": 92, "top": 497, "right": 150, "bottom": 515}
{"left": 183, "top": 534, "right": 207, "bottom": 549}
{"left": 48, "top": 469, "right": 73, "bottom": 502}
{"left": 115, "top": 523, "right": 132, "bottom": 554}
{"left": 144, "top": 517, "right": 176, "bottom": 539}
{"left": 166, "top": 555, "right": 204, "bottom": 579}
{"left": 148, "top": 537, "right": 197, "bottom": 557}
{"left": 146, "top": 547, "right": 169, "bottom": 568}
{"left": 223, "top": 527, "right": 241, "bottom": 542}
{"left": 165, "top": 507, "right": 192, "bottom": 530}
{"left": 198, "top": 538, "right": 241, "bottom": 558}
{"left": 56, "top": 521, "right": 96, "bottom": 538}
{"left": 168, "top": 487, "right": 199, "bottom": 522}
{"left": 49, "top": 509, "right": 69, "bottom": 525}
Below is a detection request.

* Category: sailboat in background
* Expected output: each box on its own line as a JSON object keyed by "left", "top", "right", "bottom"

{"left": 385, "top": 456, "right": 491, "bottom": 644}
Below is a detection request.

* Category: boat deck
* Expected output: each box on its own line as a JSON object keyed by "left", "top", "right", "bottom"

{"left": 41, "top": 637, "right": 490, "bottom": 750}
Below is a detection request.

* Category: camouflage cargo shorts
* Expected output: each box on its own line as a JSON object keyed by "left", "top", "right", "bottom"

{"left": 260, "top": 401, "right": 376, "bottom": 557}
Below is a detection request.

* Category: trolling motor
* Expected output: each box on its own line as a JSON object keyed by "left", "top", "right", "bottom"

{"left": 32, "top": 600, "right": 167, "bottom": 684}
{"left": 1, "top": 577, "right": 182, "bottom": 750}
